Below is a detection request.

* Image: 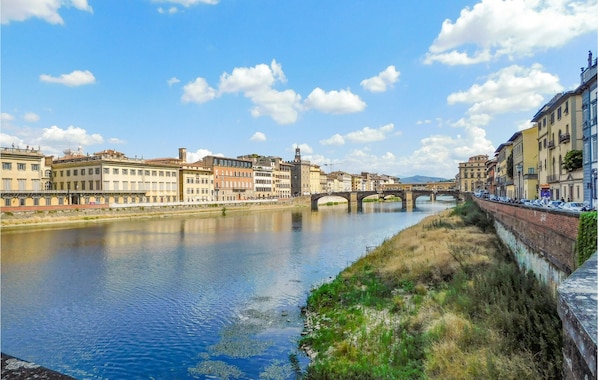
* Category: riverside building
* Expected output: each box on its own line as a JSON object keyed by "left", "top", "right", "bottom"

{"left": 1, "top": 145, "right": 53, "bottom": 206}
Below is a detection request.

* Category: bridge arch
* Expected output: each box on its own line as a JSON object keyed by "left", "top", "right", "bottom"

{"left": 311, "top": 189, "right": 459, "bottom": 211}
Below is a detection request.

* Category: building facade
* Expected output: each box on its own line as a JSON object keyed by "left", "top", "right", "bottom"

{"left": 580, "top": 51, "right": 597, "bottom": 207}
{"left": 290, "top": 147, "right": 311, "bottom": 196}
{"left": 1, "top": 146, "right": 53, "bottom": 206}
{"left": 458, "top": 154, "right": 488, "bottom": 193}
{"left": 201, "top": 155, "right": 253, "bottom": 201}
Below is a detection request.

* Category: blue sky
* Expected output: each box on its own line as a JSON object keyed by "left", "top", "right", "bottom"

{"left": 1, "top": 0, "right": 597, "bottom": 178}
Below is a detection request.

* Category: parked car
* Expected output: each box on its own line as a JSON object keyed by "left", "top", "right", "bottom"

{"left": 561, "top": 202, "right": 584, "bottom": 212}
{"left": 546, "top": 200, "right": 563, "bottom": 209}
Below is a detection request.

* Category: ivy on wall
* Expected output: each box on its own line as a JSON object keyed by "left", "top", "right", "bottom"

{"left": 563, "top": 150, "right": 583, "bottom": 171}
{"left": 576, "top": 211, "right": 597, "bottom": 267}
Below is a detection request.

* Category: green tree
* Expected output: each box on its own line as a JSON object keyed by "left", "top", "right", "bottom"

{"left": 562, "top": 150, "right": 583, "bottom": 171}
{"left": 507, "top": 152, "right": 513, "bottom": 179}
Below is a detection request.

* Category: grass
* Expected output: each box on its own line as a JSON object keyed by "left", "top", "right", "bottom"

{"left": 299, "top": 200, "right": 562, "bottom": 379}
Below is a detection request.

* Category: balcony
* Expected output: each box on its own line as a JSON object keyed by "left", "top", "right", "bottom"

{"left": 559, "top": 133, "right": 571, "bottom": 143}
{"left": 547, "top": 140, "right": 555, "bottom": 149}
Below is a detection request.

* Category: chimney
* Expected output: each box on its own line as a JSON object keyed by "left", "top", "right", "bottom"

{"left": 589, "top": 50, "right": 593, "bottom": 68}
{"left": 179, "top": 147, "right": 187, "bottom": 162}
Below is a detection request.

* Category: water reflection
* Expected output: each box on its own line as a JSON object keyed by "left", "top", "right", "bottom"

{"left": 1, "top": 201, "right": 453, "bottom": 379}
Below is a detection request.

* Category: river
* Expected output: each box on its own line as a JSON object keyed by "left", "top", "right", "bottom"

{"left": 1, "top": 199, "right": 454, "bottom": 379}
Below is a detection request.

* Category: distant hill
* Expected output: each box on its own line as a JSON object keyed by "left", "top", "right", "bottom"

{"left": 400, "top": 175, "right": 452, "bottom": 184}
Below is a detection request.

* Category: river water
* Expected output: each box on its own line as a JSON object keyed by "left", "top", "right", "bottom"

{"left": 1, "top": 200, "right": 454, "bottom": 379}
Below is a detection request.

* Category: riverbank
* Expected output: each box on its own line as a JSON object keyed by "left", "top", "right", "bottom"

{"left": 299, "top": 200, "right": 562, "bottom": 379}
{"left": 0, "top": 197, "right": 310, "bottom": 229}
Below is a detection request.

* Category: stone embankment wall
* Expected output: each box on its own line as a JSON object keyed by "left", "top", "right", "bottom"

{"left": 473, "top": 197, "right": 578, "bottom": 290}
{"left": 473, "top": 197, "right": 597, "bottom": 380}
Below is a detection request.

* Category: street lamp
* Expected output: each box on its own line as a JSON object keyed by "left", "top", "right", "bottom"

{"left": 516, "top": 163, "right": 523, "bottom": 200}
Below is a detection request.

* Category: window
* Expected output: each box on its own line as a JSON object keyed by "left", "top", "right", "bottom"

{"left": 113, "top": 168, "right": 119, "bottom": 174}
{"left": 557, "top": 107, "right": 562, "bottom": 120}
{"left": 95, "top": 168, "right": 100, "bottom": 175}
{"left": 73, "top": 169, "right": 78, "bottom": 176}
{"left": 66, "top": 170, "right": 71, "bottom": 176}
{"left": 88, "top": 168, "right": 93, "bottom": 175}
{"left": 3, "top": 178, "right": 11, "bottom": 190}
{"left": 123, "top": 169, "right": 128, "bottom": 175}
{"left": 2, "top": 162, "right": 11, "bottom": 170}
{"left": 31, "top": 164, "right": 40, "bottom": 171}
{"left": 103, "top": 168, "right": 109, "bottom": 174}
{"left": 17, "top": 163, "right": 26, "bottom": 171}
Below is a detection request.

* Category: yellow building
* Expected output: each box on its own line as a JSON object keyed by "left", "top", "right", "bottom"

{"left": 494, "top": 144, "right": 513, "bottom": 198}
{"left": 1, "top": 146, "right": 53, "bottom": 206}
{"left": 457, "top": 154, "right": 488, "bottom": 193}
{"left": 532, "top": 91, "right": 584, "bottom": 201}
{"left": 511, "top": 125, "right": 539, "bottom": 200}
{"left": 179, "top": 163, "right": 214, "bottom": 202}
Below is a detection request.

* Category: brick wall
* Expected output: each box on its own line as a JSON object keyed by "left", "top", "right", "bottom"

{"left": 473, "top": 198, "right": 579, "bottom": 275}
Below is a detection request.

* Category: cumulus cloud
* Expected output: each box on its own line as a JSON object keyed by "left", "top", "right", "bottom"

{"left": 321, "top": 123, "right": 394, "bottom": 146}
{"left": 183, "top": 60, "right": 302, "bottom": 124}
{"left": 2, "top": 0, "right": 93, "bottom": 24}
{"left": 304, "top": 88, "right": 366, "bottom": 114}
{"left": 424, "top": 0, "right": 598, "bottom": 65}
{"left": 182, "top": 77, "right": 217, "bottom": 103}
{"left": 360, "top": 65, "right": 400, "bottom": 92}
{"left": 320, "top": 134, "right": 345, "bottom": 146}
{"left": 40, "top": 70, "right": 96, "bottom": 86}
{"left": 24, "top": 112, "right": 40, "bottom": 123}
{"left": 447, "top": 64, "right": 562, "bottom": 116}
{"left": 250, "top": 132, "right": 266, "bottom": 142}
{"left": 41, "top": 125, "right": 104, "bottom": 145}
{"left": 185, "top": 148, "right": 221, "bottom": 163}
{"left": 346, "top": 123, "right": 394, "bottom": 143}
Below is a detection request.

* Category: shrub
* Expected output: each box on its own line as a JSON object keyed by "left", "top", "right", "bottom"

{"left": 577, "top": 211, "right": 597, "bottom": 267}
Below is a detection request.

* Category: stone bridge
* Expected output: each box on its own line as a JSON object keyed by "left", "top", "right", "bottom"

{"left": 310, "top": 189, "right": 460, "bottom": 211}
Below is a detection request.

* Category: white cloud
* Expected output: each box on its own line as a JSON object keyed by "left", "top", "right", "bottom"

{"left": 447, "top": 64, "right": 562, "bottom": 115}
{"left": 2, "top": 0, "right": 93, "bottom": 25}
{"left": 304, "top": 88, "right": 366, "bottom": 114}
{"left": 181, "top": 77, "right": 217, "bottom": 103}
{"left": 425, "top": 0, "right": 598, "bottom": 65}
{"left": 360, "top": 65, "right": 400, "bottom": 92}
{"left": 24, "top": 112, "right": 40, "bottom": 122}
{"left": 416, "top": 119, "right": 432, "bottom": 125}
{"left": 41, "top": 125, "right": 104, "bottom": 145}
{"left": 158, "top": 7, "right": 179, "bottom": 14}
{"left": 40, "top": 70, "right": 96, "bottom": 86}
{"left": 167, "top": 77, "right": 181, "bottom": 86}
{"left": 0, "top": 133, "right": 25, "bottom": 148}
{"left": 321, "top": 123, "right": 394, "bottom": 146}
{"left": 320, "top": 134, "right": 345, "bottom": 146}
{"left": 184, "top": 60, "right": 301, "bottom": 124}
{"left": 345, "top": 123, "right": 394, "bottom": 143}
{"left": 1, "top": 113, "right": 15, "bottom": 122}
{"left": 108, "top": 137, "right": 126, "bottom": 144}
{"left": 186, "top": 148, "right": 221, "bottom": 163}
{"left": 250, "top": 132, "right": 266, "bottom": 142}
{"left": 154, "top": 0, "right": 219, "bottom": 7}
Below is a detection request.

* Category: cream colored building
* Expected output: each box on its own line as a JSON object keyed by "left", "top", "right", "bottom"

{"left": 532, "top": 91, "right": 584, "bottom": 201}
{"left": 52, "top": 148, "right": 179, "bottom": 205}
{"left": 274, "top": 160, "right": 292, "bottom": 199}
{"left": 309, "top": 165, "right": 323, "bottom": 194}
{"left": 1, "top": 146, "right": 53, "bottom": 206}
{"left": 457, "top": 154, "right": 488, "bottom": 193}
